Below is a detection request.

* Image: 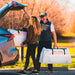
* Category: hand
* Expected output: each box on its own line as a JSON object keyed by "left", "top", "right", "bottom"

{"left": 21, "top": 43, "right": 23, "bottom": 47}
{"left": 23, "top": 7, "right": 26, "bottom": 12}
{"left": 53, "top": 43, "right": 58, "bottom": 48}
{"left": 19, "top": 27, "right": 23, "bottom": 30}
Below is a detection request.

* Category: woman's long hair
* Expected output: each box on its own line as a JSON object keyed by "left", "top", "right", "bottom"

{"left": 29, "top": 16, "right": 42, "bottom": 35}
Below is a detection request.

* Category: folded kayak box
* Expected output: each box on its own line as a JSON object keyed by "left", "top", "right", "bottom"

{"left": 39, "top": 47, "right": 72, "bottom": 64}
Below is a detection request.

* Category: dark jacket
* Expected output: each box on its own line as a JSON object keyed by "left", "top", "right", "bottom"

{"left": 23, "top": 26, "right": 39, "bottom": 44}
{"left": 39, "top": 19, "right": 52, "bottom": 41}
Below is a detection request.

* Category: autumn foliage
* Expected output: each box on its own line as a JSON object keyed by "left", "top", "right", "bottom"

{"left": 0, "top": 0, "right": 75, "bottom": 36}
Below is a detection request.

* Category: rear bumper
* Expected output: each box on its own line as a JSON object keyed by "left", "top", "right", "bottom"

{"left": 1, "top": 50, "right": 19, "bottom": 66}
{"left": 0, "top": 39, "right": 19, "bottom": 66}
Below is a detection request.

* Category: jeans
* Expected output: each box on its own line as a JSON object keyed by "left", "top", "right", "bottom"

{"left": 36, "top": 41, "right": 53, "bottom": 71}
{"left": 24, "top": 44, "right": 37, "bottom": 70}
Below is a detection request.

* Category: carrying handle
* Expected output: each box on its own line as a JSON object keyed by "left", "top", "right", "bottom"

{"left": 52, "top": 47, "right": 58, "bottom": 55}
{"left": 52, "top": 49, "right": 53, "bottom": 54}
{"left": 63, "top": 49, "right": 65, "bottom": 55}
{"left": 52, "top": 47, "right": 65, "bottom": 55}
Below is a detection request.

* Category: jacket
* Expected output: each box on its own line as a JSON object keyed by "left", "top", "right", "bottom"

{"left": 23, "top": 26, "right": 39, "bottom": 44}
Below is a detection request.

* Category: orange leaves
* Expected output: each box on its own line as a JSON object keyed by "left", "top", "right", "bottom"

{"left": 0, "top": 0, "right": 75, "bottom": 35}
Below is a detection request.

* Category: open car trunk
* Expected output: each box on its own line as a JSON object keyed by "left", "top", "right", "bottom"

{"left": 0, "top": 1, "right": 27, "bottom": 18}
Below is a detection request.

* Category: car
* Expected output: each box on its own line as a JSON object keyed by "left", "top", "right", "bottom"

{"left": 0, "top": 27, "right": 19, "bottom": 66}
{"left": 0, "top": 1, "right": 27, "bottom": 66}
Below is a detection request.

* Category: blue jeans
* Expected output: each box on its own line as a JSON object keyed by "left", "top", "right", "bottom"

{"left": 36, "top": 41, "right": 53, "bottom": 71}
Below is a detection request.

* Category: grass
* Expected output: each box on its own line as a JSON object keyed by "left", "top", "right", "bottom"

{"left": 62, "top": 33, "right": 75, "bottom": 37}
{"left": 1, "top": 41, "right": 75, "bottom": 69}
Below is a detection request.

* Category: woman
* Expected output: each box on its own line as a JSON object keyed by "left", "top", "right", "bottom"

{"left": 18, "top": 16, "right": 42, "bottom": 74}
{"left": 22, "top": 8, "right": 57, "bottom": 74}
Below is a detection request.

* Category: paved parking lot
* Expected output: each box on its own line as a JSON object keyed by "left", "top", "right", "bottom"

{"left": 0, "top": 70, "right": 75, "bottom": 75}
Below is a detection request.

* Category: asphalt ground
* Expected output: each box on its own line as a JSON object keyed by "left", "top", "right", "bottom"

{"left": 0, "top": 69, "right": 75, "bottom": 75}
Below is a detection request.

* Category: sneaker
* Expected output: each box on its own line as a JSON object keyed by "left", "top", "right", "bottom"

{"left": 31, "top": 71, "right": 39, "bottom": 74}
{"left": 18, "top": 70, "right": 26, "bottom": 74}
{"left": 27, "top": 68, "right": 32, "bottom": 71}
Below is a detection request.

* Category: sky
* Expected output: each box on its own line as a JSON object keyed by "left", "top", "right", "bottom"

{"left": 56, "top": 0, "right": 75, "bottom": 12}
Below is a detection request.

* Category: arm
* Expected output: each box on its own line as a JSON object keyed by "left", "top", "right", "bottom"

{"left": 51, "top": 31, "right": 58, "bottom": 48}
{"left": 23, "top": 7, "right": 31, "bottom": 18}
{"left": 22, "top": 26, "right": 33, "bottom": 44}
{"left": 50, "top": 23, "right": 57, "bottom": 47}
{"left": 19, "top": 27, "right": 27, "bottom": 31}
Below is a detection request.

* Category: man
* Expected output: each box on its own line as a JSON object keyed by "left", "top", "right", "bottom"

{"left": 35, "top": 12, "right": 57, "bottom": 73}
{"left": 23, "top": 8, "right": 57, "bottom": 73}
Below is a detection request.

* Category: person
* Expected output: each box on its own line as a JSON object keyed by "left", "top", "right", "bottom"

{"left": 23, "top": 8, "right": 58, "bottom": 74}
{"left": 18, "top": 16, "right": 42, "bottom": 74}
{"left": 35, "top": 12, "right": 57, "bottom": 73}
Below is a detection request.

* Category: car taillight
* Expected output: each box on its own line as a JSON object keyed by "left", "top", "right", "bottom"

{"left": 4, "top": 34, "right": 14, "bottom": 40}
{"left": 9, "top": 34, "right": 14, "bottom": 40}
{"left": 4, "top": 35, "right": 10, "bottom": 37}
{"left": 14, "top": 2, "right": 16, "bottom": 5}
